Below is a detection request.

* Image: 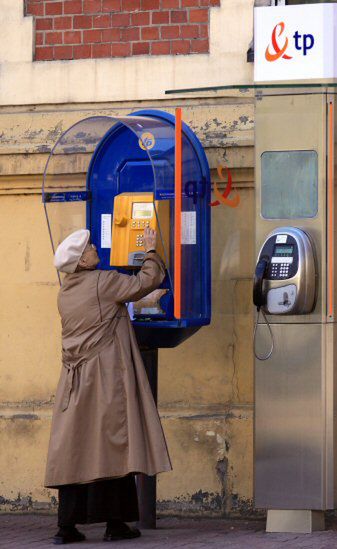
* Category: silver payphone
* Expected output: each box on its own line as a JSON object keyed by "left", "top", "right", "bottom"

{"left": 254, "top": 227, "right": 316, "bottom": 316}
{"left": 254, "top": 87, "right": 337, "bottom": 534}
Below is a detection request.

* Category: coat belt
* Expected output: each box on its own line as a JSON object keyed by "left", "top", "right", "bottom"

{"left": 60, "top": 315, "right": 123, "bottom": 412}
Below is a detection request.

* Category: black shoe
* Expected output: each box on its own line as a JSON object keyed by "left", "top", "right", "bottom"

{"left": 53, "top": 526, "right": 86, "bottom": 545}
{"left": 103, "top": 522, "right": 141, "bottom": 541}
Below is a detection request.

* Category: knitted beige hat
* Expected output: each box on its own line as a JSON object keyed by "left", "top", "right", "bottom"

{"left": 54, "top": 229, "right": 90, "bottom": 273}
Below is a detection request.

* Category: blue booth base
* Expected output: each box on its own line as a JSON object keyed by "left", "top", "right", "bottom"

{"left": 134, "top": 325, "right": 201, "bottom": 349}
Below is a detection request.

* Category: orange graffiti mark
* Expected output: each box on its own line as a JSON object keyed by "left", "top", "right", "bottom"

{"left": 210, "top": 165, "right": 240, "bottom": 208}
{"left": 265, "top": 22, "right": 292, "bottom": 62}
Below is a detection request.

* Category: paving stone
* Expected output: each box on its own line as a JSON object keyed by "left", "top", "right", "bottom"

{"left": 2, "top": 515, "right": 337, "bottom": 548}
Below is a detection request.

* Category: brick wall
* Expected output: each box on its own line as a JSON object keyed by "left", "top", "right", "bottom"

{"left": 25, "top": 0, "right": 221, "bottom": 61}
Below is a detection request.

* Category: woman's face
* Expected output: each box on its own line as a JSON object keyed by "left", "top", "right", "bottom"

{"left": 77, "top": 243, "right": 100, "bottom": 271}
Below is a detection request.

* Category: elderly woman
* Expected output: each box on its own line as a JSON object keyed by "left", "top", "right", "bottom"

{"left": 44, "top": 227, "right": 172, "bottom": 545}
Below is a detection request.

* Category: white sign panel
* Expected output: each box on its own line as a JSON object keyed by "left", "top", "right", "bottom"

{"left": 101, "top": 214, "right": 112, "bottom": 248}
{"left": 181, "top": 211, "right": 196, "bottom": 245}
{"left": 254, "top": 4, "right": 337, "bottom": 82}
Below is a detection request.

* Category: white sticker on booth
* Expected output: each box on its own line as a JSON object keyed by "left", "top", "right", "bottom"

{"left": 181, "top": 211, "right": 196, "bottom": 245}
{"left": 101, "top": 214, "right": 112, "bottom": 248}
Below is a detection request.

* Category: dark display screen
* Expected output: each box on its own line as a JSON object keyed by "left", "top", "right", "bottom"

{"left": 273, "top": 245, "right": 294, "bottom": 256}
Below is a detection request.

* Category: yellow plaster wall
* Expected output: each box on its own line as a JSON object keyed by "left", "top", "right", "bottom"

{"left": 0, "top": 0, "right": 254, "bottom": 106}
{"left": 0, "top": 96, "right": 255, "bottom": 515}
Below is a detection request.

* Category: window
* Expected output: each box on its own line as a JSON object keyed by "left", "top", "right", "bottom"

{"left": 261, "top": 151, "right": 318, "bottom": 219}
{"left": 284, "top": 0, "right": 336, "bottom": 4}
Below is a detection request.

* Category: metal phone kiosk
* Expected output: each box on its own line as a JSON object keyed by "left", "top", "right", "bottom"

{"left": 253, "top": 3, "right": 337, "bottom": 535}
{"left": 42, "top": 109, "right": 211, "bottom": 527}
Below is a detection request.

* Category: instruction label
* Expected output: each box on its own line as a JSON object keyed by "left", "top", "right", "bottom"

{"left": 101, "top": 214, "right": 112, "bottom": 248}
{"left": 181, "top": 211, "right": 196, "bottom": 245}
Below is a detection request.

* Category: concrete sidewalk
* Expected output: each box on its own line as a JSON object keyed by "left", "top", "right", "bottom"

{"left": 2, "top": 515, "right": 337, "bottom": 549}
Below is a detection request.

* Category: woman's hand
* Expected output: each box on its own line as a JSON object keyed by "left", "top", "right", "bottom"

{"left": 143, "top": 227, "right": 157, "bottom": 252}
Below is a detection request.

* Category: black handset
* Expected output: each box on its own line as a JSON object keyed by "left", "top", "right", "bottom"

{"left": 253, "top": 257, "right": 270, "bottom": 310}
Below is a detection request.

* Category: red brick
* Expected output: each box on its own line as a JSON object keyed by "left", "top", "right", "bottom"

{"left": 152, "top": 10, "right": 169, "bottom": 23}
{"left": 74, "top": 15, "right": 93, "bottom": 28}
{"left": 200, "top": 0, "right": 220, "bottom": 5}
{"left": 63, "top": 0, "right": 83, "bottom": 14}
{"left": 161, "top": 0, "right": 179, "bottom": 7}
{"left": 93, "top": 14, "right": 111, "bottom": 27}
{"left": 45, "top": 2, "right": 63, "bottom": 15}
{"left": 73, "top": 44, "right": 92, "bottom": 58}
{"left": 111, "top": 42, "right": 131, "bottom": 56}
{"left": 54, "top": 16, "right": 73, "bottom": 30}
{"left": 189, "top": 8, "right": 208, "bottom": 22}
{"left": 102, "top": 27, "right": 120, "bottom": 41}
{"left": 35, "top": 46, "right": 54, "bottom": 60}
{"left": 190, "top": 37, "right": 208, "bottom": 52}
{"left": 141, "top": 0, "right": 159, "bottom": 9}
{"left": 132, "top": 41, "right": 150, "bottom": 55}
{"left": 121, "top": 0, "right": 140, "bottom": 10}
{"left": 111, "top": 13, "right": 130, "bottom": 25}
{"left": 26, "top": 1, "right": 44, "bottom": 16}
{"left": 92, "top": 43, "right": 111, "bottom": 57}
{"left": 161, "top": 25, "right": 179, "bottom": 39}
{"left": 102, "top": 0, "right": 120, "bottom": 10}
{"left": 180, "top": 24, "right": 199, "bottom": 38}
{"left": 182, "top": 0, "right": 199, "bottom": 6}
{"left": 151, "top": 40, "right": 170, "bottom": 55}
{"left": 131, "top": 11, "right": 149, "bottom": 25}
{"left": 121, "top": 27, "right": 140, "bottom": 41}
{"left": 199, "top": 24, "right": 208, "bottom": 37}
{"left": 171, "top": 10, "right": 187, "bottom": 23}
{"left": 64, "top": 30, "right": 82, "bottom": 43}
{"left": 141, "top": 26, "right": 159, "bottom": 40}
{"left": 83, "top": 29, "right": 102, "bottom": 42}
{"left": 83, "top": 0, "right": 102, "bottom": 13}
{"left": 35, "top": 32, "right": 44, "bottom": 46}
{"left": 54, "top": 45, "right": 73, "bottom": 59}
{"left": 35, "top": 17, "right": 53, "bottom": 30}
{"left": 171, "top": 39, "right": 190, "bottom": 54}
{"left": 45, "top": 31, "right": 63, "bottom": 44}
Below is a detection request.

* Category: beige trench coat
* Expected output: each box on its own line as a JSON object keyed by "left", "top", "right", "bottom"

{"left": 44, "top": 252, "right": 172, "bottom": 488}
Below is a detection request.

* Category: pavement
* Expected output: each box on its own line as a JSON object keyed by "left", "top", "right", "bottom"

{"left": 2, "top": 515, "right": 337, "bottom": 548}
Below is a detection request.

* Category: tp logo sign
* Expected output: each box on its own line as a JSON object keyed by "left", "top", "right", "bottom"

{"left": 265, "top": 21, "right": 315, "bottom": 62}
{"left": 254, "top": 4, "right": 335, "bottom": 82}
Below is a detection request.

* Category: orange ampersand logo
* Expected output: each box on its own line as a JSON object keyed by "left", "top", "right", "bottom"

{"left": 210, "top": 165, "right": 240, "bottom": 208}
{"left": 265, "top": 22, "right": 292, "bottom": 62}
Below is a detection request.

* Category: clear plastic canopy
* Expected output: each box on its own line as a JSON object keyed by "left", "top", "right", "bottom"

{"left": 42, "top": 115, "right": 174, "bottom": 260}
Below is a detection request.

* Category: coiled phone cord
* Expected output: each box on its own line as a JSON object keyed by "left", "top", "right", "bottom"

{"left": 253, "top": 308, "right": 274, "bottom": 361}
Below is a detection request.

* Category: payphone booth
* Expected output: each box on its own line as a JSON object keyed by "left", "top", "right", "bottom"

{"left": 42, "top": 111, "right": 211, "bottom": 349}
{"left": 252, "top": 2, "right": 337, "bottom": 535}
{"left": 42, "top": 109, "right": 211, "bottom": 528}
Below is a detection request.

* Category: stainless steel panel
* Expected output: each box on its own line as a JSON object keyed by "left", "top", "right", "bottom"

{"left": 326, "top": 322, "right": 337, "bottom": 508}
{"left": 255, "top": 92, "right": 327, "bottom": 324}
{"left": 255, "top": 323, "right": 324, "bottom": 509}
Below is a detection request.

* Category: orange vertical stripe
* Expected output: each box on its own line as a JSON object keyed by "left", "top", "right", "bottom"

{"left": 174, "top": 107, "right": 182, "bottom": 319}
{"left": 328, "top": 101, "right": 334, "bottom": 318}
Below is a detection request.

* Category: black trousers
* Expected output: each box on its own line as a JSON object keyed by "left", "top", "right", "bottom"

{"left": 58, "top": 474, "right": 139, "bottom": 527}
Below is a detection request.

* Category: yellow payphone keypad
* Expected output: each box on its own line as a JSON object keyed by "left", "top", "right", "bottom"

{"left": 110, "top": 192, "right": 170, "bottom": 267}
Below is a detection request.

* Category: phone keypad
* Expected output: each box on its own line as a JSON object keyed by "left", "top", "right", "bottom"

{"left": 132, "top": 220, "right": 151, "bottom": 228}
{"left": 270, "top": 263, "right": 291, "bottom": 279}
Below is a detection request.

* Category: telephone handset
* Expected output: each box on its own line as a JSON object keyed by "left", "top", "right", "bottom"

{"left": 253, "top": 227, "right": 316, "bottom": 316}
{"left": 253, "top": 257, "right": 269, "bottom": 310}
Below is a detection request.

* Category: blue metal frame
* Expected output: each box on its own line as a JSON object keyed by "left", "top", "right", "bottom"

{"left": 83, "top": 109, "right": 211, "bottom": 347}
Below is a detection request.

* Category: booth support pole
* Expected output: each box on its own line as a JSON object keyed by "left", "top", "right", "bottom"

{"left": 174, "top": 107, "right": 182, "bottom": 320}
{"left": 137, "top": 348, "right": 158, "bottom": 529}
